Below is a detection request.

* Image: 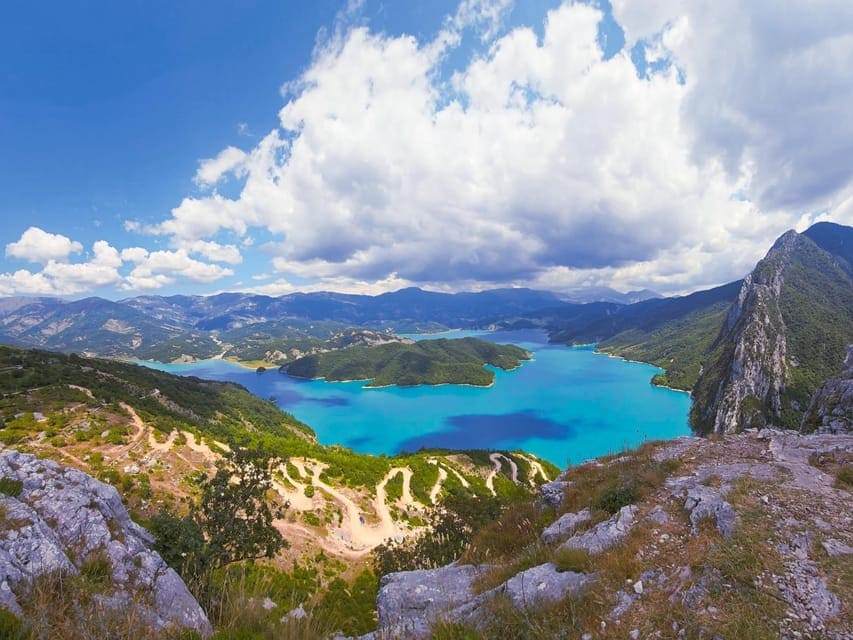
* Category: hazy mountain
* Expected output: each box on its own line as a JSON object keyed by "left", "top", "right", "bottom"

{"left": 560, "top": 286, "right": 661, "bottom": 305}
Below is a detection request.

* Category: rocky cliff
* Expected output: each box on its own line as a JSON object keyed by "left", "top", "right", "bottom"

{"left": 0, "top": 449, "right": 211, "bottom": 637}
{"left": 802, "top": 344, "right": 853, "bottom": 434}
{"left": 691, "top": 226, "right": 853, "bottom": 434}
{"left": 358, "top": 431, "right": 853, "bottom": 639}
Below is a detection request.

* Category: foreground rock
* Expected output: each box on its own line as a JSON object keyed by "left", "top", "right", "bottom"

{"left": 0, "top": 449, "right": 212, "bottom": 637}
{"left": 365, "top": 562, "right": 591, "bottom": 639}
{"left": 358, "top": 430, "right": 852, "bottom": 639}
{"left": 559, "top": 504, "right": 638, "bottom": 555}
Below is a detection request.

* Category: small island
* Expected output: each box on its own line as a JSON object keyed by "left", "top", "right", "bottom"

{"left": 281, "top": 337, "right": 530, "bottom": 387}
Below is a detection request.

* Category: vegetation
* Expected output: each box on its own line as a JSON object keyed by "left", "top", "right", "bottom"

{"left": 373, "top": 492, "right": 506, "bottom": 576}
{"left": 547, "top": 281, "right": 741, "bottom": 391}
{"left": 151, "top": 447, "right": 286, "bottom": 600}
{"left": 284, "top": 337, "right": 530, "bottom": 387}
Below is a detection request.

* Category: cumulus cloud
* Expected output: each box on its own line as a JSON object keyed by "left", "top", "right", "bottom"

{"left": 0, "top": 240, "right": 122, "bottom": 296}
{"left": 157, "top": 0, "right": 816, "bottom": 294}
{"left": 194, "top": 146, "right": 249, "bottom": 187}
{"left": 611, "top": 0, "right": 853, "bottom": 214}
{"left": 120, "top": 247, "right": 234, "bottom": 291}
{"left": 8, "top": 1, "right": 853, "bottom": 297}
{"left": 6, "top": 227, "right": 83, "bottom": 264}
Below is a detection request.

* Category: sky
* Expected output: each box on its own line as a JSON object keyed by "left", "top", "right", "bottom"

{"left": 1, "top": 0, "right": 852, "bottom": 300}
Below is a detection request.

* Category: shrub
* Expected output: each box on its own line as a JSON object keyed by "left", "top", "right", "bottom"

{"left": 552, "top": 546, "right": 592, "bottom": 573}
{"left": 0, "top": 477, "right": 23, "bottom": 498}
{"left": 593, "top": 480, "right": 638, "bottom": 515}
{"left": 835, "top": 465, "right": 853, "bottom": 490}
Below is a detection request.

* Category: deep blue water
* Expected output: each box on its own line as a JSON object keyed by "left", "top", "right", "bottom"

{"left": 138, "top": 329, "right": 691, "bottom": 467}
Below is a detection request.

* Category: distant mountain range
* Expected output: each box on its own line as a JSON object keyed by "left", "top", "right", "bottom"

{"left": 0, "top": 222, "right": 850, "bottom": 435}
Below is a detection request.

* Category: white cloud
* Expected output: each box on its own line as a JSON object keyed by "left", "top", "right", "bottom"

{"left": 181, "top": 240, "right": 243, "bottom": 265}
{"left": 10, "top": 1, "right": 853, "bottom": 298}
{"left": 5, "top": 227, "right": 83, "bottom": 264}
{"left": 120, "top": 247, "right": 234, "bottom": 290}
{"left": 153, "top": 1, "right": 808, "bottom": 294}
{"left": 194, "top": 146, "right": 249, "bottom": 187}
{"left": 612, "top": 0, "right": 853, "bottom": 212}
{"left": 0, "top": 240, "right": 122, "bottom": 296}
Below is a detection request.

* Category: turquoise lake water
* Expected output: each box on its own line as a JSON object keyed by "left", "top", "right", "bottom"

{"left": 138, "top": 329, "right": 692, "bottom": 467}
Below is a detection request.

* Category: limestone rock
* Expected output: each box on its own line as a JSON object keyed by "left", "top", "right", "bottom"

{"left": 540, "top": 508, "right": 591, "bottom": 544}
{"left": 801, "top": 345, "right": 853, "bottom": 434}
{"left": 560, "top": 505, "right": 638, "bottom": 555}
{"left": 0, "top": 449, "right": 211, "bottom": 637}
{"left": 374, "top": 564, "right": 487, "bottom": 638}
{"left": 539, "top": 480, "right": 570, "bottom": 509}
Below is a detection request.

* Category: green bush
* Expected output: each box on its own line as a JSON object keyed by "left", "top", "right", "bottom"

{"left": 593, "top": 481, "right": 638, "bottom": 514}
{"left": 0, "top": 478, "right": 23, "bottom": 498}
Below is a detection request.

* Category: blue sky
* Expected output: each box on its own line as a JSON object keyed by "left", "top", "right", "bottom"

{"left": 1, "top": 0, "right": 851, "bottom": 299}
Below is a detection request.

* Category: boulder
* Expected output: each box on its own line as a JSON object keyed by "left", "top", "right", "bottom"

{"left": 0, "top": 449, "right": 211, "bottom": 637}
{"left": 560, "top": 505, "right": 638, "bottom": 555}
{"left": 540, "top": 508, "right": 592, "bottom": 545}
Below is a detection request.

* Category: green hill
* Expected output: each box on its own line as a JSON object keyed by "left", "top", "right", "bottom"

{"left": 547, "top": 281, "right": 742, "bottom": 390}
{"left": 283, "top": 337, "right": 531, "bottom": 387}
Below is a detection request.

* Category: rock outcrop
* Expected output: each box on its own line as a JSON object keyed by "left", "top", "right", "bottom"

{"left": 358, "top": 430, "right": 853, "bottom": 640}
{"left": 558, "top": 504, "right": 638, "bottom": 555}
{"left": 0, "top": 449, "right": 211, "bottom": 637}
{"left": 802, "top": 344, "right": 853, "bottom": 434}
{"left": 368, "top": 562, "right": 591, "bottom": 639}
{"left": 691, "top": 228, "right": 853, "bottom": 434}
{"left": 691, "top": 231, "right": 795, "bottom": 434}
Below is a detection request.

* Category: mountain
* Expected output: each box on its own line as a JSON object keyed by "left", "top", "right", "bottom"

{"left": 690, "top": 224, "right": 853, "bottom": 434}
{"left": 546, "top": 281, "right": 742, "bottom": 390}
{"left": 0, "top": 287, "right": 573, "bottom": 361}
{"left": 560, "top": 286, "right": 661, "bottom": 305}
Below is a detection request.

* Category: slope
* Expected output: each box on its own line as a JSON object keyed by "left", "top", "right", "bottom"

{"left": 690, "top": 227, "right": 853, "bottom": 434}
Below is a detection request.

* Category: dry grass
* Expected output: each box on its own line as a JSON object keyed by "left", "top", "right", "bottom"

{"left": 461, "top": 500, "right": 549, "bottom": 565}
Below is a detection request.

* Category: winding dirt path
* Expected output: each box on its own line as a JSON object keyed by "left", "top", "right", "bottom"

{"left": 147, "top": 429, "right": 178, "bottom": 453}
{"left": 516, "top": 453, "right": 551, "bottom": 486}
{"left": 271, "top": 463, "right": 314, "bottom": 511}
{"left": 486, "top": 452, "right": 520, "bottom": 494}
{"left": 427, "top": 460, "right": 448, "bottom": 504}
{"left": 182, "top": 431, "right": 230, "bottom": 463}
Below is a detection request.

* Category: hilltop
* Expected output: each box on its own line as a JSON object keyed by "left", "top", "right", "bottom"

{"left": 283, "top": 337, "right": 530, "bottom": 387}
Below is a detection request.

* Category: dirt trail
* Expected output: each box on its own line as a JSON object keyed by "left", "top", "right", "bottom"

{"left": 271, "top": 463, "right": 313, "bottom": 511}
{"left": 182, "top": 431, "right": 230, "bottom": 463}
{"left": 516, "top": 453, "right": 551, "bottom": 485}
{"left": 379, "top": 467, "right": 416, "bottom": 506}
{"left": 147, "top": 429, "right": 178, "bottom": 453}
{"left": 67, "top": 384, "right": 95, "bottom": 400}
{"left": 427, "top": 460, "right": 448, "bottom": 504}
{"left": 486, "top": 453, "right": 519, "bottom": 494}
{"left": 445, "top": 464, "right": 470, "bottom": 488}
{"left": 304, "top": 459, "right": 398, "bottom": 550}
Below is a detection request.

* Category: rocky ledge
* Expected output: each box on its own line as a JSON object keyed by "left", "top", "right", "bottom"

{"left": 0, "top": 448, "right": 211, "bottom": 637}
{"left": 360, "top": 430, "right": 853, "bottom": 639}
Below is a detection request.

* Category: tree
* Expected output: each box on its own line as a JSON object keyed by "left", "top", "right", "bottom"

{"left": 152, "top": 446, "right": 288, "bottom": 590}
{"left": 194, "top": 445, "right": 287, "bottom": 570}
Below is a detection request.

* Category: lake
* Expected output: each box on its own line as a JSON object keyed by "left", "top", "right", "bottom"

{"left": 138, "top": 329, "right": 692, "bottom": 467}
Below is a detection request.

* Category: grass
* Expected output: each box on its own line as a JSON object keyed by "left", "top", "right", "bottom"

{"left": 835, "top": 464, "right": 853, "bottom": 490}
{"left": 552, "top": 546, "right": 592, "bottom": 573}
{"left": 0, "top": 477, "right": 24, "bottom": 497}
{"left": 560, "top": 442, "right": 680, "bottom": 517}
{"left": 461, "top": 500, "right": 549, "bottom": 565}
